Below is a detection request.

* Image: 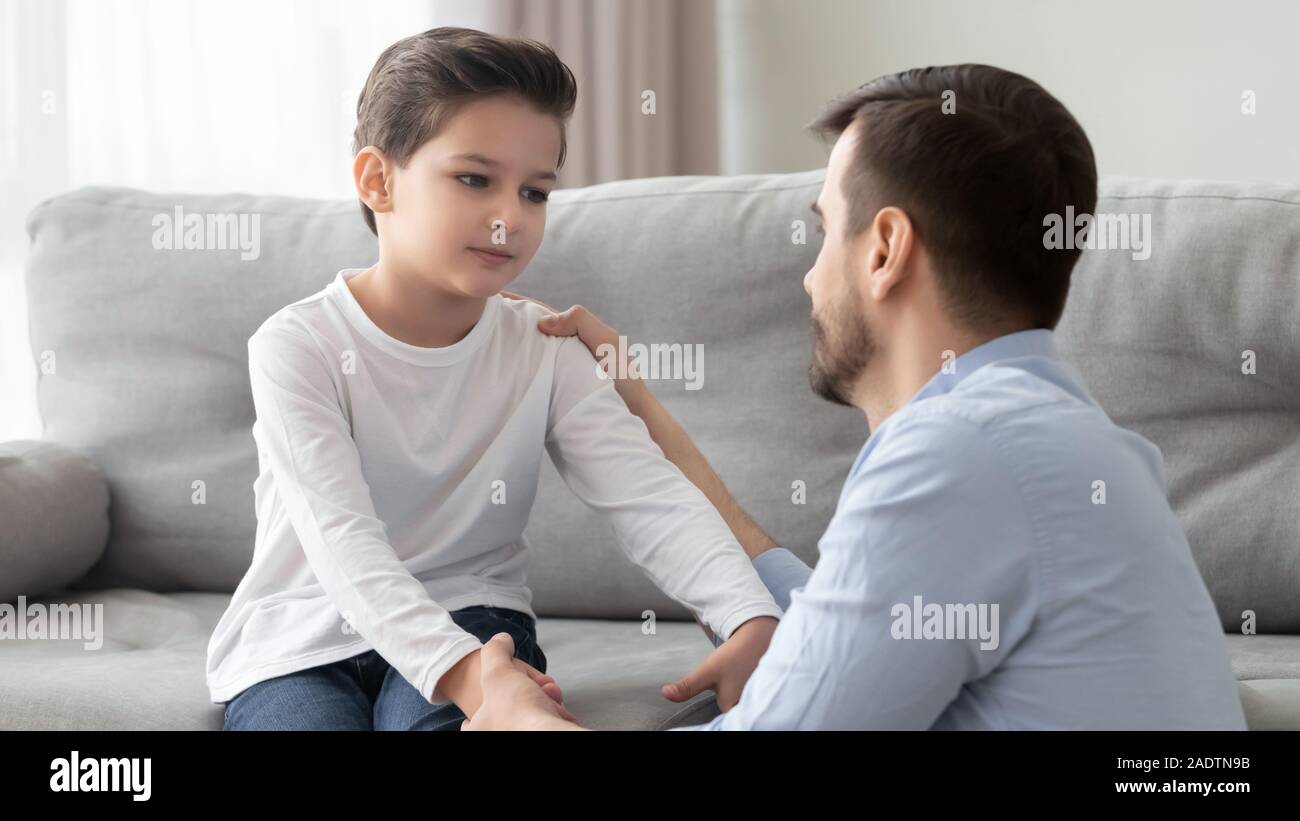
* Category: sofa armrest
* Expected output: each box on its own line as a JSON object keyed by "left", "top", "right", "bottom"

{"left": 0, "top": 440, "right": 110, "bottom": 602}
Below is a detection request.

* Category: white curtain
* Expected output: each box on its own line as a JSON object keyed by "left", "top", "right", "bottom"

{"left": 0, "top": 0, "right": 720, "bottom": 441}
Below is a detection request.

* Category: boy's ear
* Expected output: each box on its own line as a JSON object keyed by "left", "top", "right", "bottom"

{"left": 354, "top": 146, "right": 394, "bottom": 217}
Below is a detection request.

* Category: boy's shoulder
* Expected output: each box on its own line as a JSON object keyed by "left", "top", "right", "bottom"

{"left": 249, "top": 288, "right": 571, "bottom": 361}
{"left": 248, "top": 280, "right": 336, "bottom": 355}
{"left": 495, "top": 293, "right": 572, "bottom": 350}
{"left": 270, "top": 278, "right": 335, "bottom": 325}
{"left": 494, "top": 294, "right": 600, "bottom": 385}
{"left": 496, "top": 292, "right": 550, "bottom": 324}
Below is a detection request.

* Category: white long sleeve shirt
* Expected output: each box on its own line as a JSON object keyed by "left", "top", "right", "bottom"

{"left": 206, "top": 268, "right": 782, "bottom": 705}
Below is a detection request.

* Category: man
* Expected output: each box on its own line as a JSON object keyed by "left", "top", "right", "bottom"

{"left": 469, "top": 64, "right": 1247, "bottom": 730}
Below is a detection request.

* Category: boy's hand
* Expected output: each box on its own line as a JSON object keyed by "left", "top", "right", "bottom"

{"left": 661, "top": 616, "right": 778, "bottom": 712}
{"left": 437, "top": 646, "right": 568, "bottom": 717}
{"left": 461, "top": 633, "right": 585, "bottom": 731}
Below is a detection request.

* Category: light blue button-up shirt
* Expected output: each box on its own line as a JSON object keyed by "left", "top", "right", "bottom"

{"left": 675, "top": 329, "right": 1246, "bottom": 730}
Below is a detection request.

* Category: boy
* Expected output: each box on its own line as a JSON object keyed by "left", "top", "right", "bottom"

{"left": 206, "top": 27, "right": 782, "bottom": 730}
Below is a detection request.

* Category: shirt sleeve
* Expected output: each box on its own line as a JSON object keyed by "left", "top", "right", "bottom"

{"left": 247, "top": 324, "right": 483, "bottom": 705}
{"left": 544, "top": 337, "right": 783, "bottom": 641}
{"left": 710, "top": 548, "right": 813, "bottom": 648}
{"left": 750, "top": 547, "right": 813, "bottom": 612}
{"left": 672, "top": 412, "right": 1038, "bottom": 730}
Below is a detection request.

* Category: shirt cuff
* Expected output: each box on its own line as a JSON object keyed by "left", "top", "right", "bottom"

{"left": 717, "top": 600, "right": 784, "bottom": 642}
{"left": 418, "top": 635, "right": 486, "bottom": 706}
{"left": 751, "top": 546, "right": 813, "bottom": 612}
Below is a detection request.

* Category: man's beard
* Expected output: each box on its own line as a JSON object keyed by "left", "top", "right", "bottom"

{"left": 808, "top": 289, "right": 873, "bottom": 408}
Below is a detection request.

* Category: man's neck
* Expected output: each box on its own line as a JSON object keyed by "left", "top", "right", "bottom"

{"left": 349, "top": 258, "right": 486, "bottom": 349}
{"left": 855, "top": 320, "right": 1026, "bottom": 430}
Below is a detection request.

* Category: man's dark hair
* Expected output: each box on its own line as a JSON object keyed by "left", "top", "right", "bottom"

{"left": 352, "top": 27, "right": 578, "bottom": 236}
{"left": 809, "top": 64, "right": 1097, "bottom": 331}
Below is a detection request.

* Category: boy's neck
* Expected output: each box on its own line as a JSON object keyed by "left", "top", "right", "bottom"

{"left": 349, "top": 258, "right": 487, "bottom": 349}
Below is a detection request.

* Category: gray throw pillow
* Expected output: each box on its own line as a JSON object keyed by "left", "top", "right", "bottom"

{"left": 0, "top": 440, "right": 109, "bottom": 603}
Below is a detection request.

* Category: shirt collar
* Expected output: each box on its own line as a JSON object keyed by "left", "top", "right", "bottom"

{"left": 907, "top": 328, "right": 1060, "bottom": 406}
{"left": 844, "top": 328, "right": 1061, "bottom": 480}
{"left": 329, "top": 268, "right": 501, "bottom": 367}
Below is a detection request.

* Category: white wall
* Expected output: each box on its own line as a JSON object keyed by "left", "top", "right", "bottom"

{"left": 718, "top": 0, "right": 1300, "bottom": 184}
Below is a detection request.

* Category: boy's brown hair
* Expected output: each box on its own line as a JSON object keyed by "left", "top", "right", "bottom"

{"left": 352, "top": 27, "right": 578, "bottom": 236}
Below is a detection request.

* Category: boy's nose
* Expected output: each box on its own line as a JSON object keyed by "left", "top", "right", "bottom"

{"left": 486, "top": 217, "right": 517, "bottom": 250}
{"left": 490, "top": 203, "right": 522, "bottom": 242}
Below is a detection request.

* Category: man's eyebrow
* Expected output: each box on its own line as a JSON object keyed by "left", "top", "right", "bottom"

{"left": 810, "top": 201, "right": 823, "bottom": 219}
{"left": 450, "top": 153, "right": 557, "bottom": 183}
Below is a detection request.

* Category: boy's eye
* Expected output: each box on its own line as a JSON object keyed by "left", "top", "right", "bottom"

{"left": 456, "top": 174, "right": 547, "bottom": 204}
{"left": 816, "top": 222, "right": 825, "bottom": 236}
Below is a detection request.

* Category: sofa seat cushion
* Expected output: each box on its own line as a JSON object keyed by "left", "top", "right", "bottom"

{"left": 0, "top": 588, "right": 718, "bottom": 730}
{"left": 1224, "top": 634, "right": 1300, "bottom": 730}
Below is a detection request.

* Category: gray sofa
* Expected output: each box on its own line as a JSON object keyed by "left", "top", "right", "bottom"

{"left": 2, "top": 170, "right": 1297, "bottom": 730}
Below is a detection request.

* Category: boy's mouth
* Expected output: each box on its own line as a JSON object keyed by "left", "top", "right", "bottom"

{"left": 468, "top": 246, "right": 515, "bottom": 266}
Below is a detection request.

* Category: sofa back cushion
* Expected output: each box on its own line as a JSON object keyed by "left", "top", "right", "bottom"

{"left": 1053, "top": 177, "right": 1300, "bottom": 632}
{"left": 24, "top": 173, "right": 1299, "bottom": 629}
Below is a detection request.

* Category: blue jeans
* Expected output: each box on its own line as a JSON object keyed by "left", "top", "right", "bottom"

{"left": 222, "top": 605, "right": 546, "bottom": 731}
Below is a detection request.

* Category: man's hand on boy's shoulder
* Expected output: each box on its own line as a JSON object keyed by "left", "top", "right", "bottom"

{"left": 533, "top": 303, "right": 622, "bottom": 366}
{"left": 501, "top": 290, "right": 603, "bottom": 344}
{"left": 661, "top": 616, "right": 779, "bottom": 712}
{"left": 501, "top": 291, "right": 648, "bottom": 405}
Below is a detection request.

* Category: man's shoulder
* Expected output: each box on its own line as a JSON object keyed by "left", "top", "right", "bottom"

{"left": 864, "top": 358, "right": 1137, "bottom": 491}
{"left": 872, "top": 358, "right": 1167, "bottom": 504}
{"left": 912, "top": 361, "right": 1092, "bottom": 432}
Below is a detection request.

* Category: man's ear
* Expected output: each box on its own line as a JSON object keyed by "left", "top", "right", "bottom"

{"left": 354, "top": 146, "right": 393, "bottom": 217}
{"left": 862, "top": 206, "right": 915, "bottom": 303}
